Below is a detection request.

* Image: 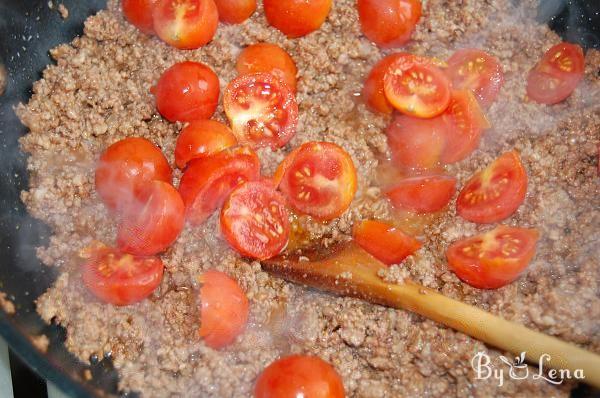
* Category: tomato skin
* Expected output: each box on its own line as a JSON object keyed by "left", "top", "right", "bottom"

{"left": 353, "top": 220, "right": 421, "bottom": 265}
{"left": 358, "top": 0, "right": 421, "bottom": 48}
{"left": 81, "top": 243, "right": 164, "bottom": 306}
{"left": 236, "top": 43, "right": 298, "bottom": 93}
{"left": 254, "top": 355, "right": 345, "bottom": 398}
{"left": 174, "top": 120, "right": 237, "bottom": 169}
{"left": 386, "top": 175, "right": 456, "bottom": 213}
{"left": 179, "top": 146, "right": 261, "bottom": 226}
{"left": 362, "top": 53, "right": 407, "bottom": 114}
{"left": 214, "top": 0, "right": 256, "bottom": 24}
{"left": 220, "top": 180, "right": 290, "bottom": 260}
{"left": 263, "top": 0, "right": 333, "bottom": 38}
{"left": 199, "top": 270, "right": 249, "bottom": 349}
{"left": 122, "top": 0, "right": 158, "bottom": 34}
{"left": 153, "top": 0, "right": 218, "bottom": 49}
{"left": 457, "top": 151, "right": 527, "bottom": 224}
{"left": 446, "top": 226, "right": 539, "bottom": 289}
{"left": 155, "top": 61, "right": 220, "bottom": 123}
{"left": 95, "top": 137, "right": 172, "bottom": 213}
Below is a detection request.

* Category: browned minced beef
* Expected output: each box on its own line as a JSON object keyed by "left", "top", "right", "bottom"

{"left": 16, "top": 0, "right": 599, "bottom": 396}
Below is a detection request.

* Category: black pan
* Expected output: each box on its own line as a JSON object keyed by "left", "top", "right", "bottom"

{"left": 0, "top": 1, "right": 598, "bottom": 397}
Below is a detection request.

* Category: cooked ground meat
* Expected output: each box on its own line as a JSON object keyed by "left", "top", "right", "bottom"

{"left": 16, "top": 0, "right": 599, "bottom": 396}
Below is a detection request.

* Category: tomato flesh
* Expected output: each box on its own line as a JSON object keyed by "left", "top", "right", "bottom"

{"left": 220, "top": 180, "right": 290, "bottom": 260}
{"left": 457, "top": 151, "right": 527, "bottom": 224}
{"left": 263, "top": 0, "right": 333, "bottom": 38}
{"left": 214, "top": 0, "right": 256, "bottom": 24}
{"left": 386, "top": 175, "right": 456, "bottom": 213}
{"left": 362, "top": 53, "right": 406, "bottom": 114}
{"left": 174, "top": 120, "right": 237, "bottom": 169}
{"left": 153, "top": 0, "right": 218, "bottom": 49}
{"left": 236, "top": 43, "right": 298, "bottom": 93}
{"left": 224, "top": 73, "right": 298, "bottom": 149}
{"left": 446, "top": 226, "right": 539, "bottom": 289}
{"left": 353, "top": 220, "right": 422, "bottom": 265}
{"left": 122, "top": 0, "right": 158, "bottom": 34}
{"left": 199, "top": 270, "right": 249, "bottom": 349}
{"left": 275, "top": 142, "right": 357, "bottom": 221}
{"left": 358, "top": 0, "right": 421, "bottom": 48}
{"left": 81, "top": 243, "right": 164, "bottom": 306}
{"left": 178, "top": 146, "right": 261, "bottom": 226}
{"left": 255, "top": 355, "right": 345, "bottom": 398}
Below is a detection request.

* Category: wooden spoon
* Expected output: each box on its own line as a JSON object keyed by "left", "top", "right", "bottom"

{"left": 262, "top": 242, "right": 600, "bottom": 388}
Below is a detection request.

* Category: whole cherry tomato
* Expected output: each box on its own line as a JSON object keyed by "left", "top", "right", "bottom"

{"left": 263, "top": 0, "right": 333, "bottom": 38}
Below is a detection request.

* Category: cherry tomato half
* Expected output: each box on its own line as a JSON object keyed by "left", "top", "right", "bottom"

{"left": 122, "top": 0, "right": 158, "bottom": 34}
{"left": 153, "top": 0, "right": 218, "bottom": 49}
{"left": 236, "top": 43, "right": 298, "bottom": 93}
{"left": 526, "top": 42, "right": 585, "bottom": 105}
{"left": 174, "top": 120, "right": 237, "bottom": 169}
{"left": 274, "top": 142, "right": 357, "bottom": 221}
{"left": 362, "top": 53, "right": 406, "bottom": 114}
{"left": 224, "top": 73, "right": 298, "bottom": 150}
{"left": 254, "top": 355, "right": 345, "bottom": 398}
{"left": 386, "top": 175, "right": 456, "bottom": 213}
{"left": 95, "top": 137, "right": 172, "bottom": 213}
{"left": 178, "top": 146, "right": 261, "bottom": 225}
{"left": 446, "top": 226, "right": 539, "bottom": 289}
{"left": 358, "top": 0, "right": 421, "bottom": 48}
{"left": 214, "top": 0, "right": 256, "bottom": 24}
{"left": 456, "top": 151, "right": 527, "bottom": 224}
{"left": 263, "top": 0, "right": 333, "bottom": 38}
{"left": 81, "top": 243, "right": 164, "bottom": 306}
{"left": 384, "top": 54, "right": 452, "bottom": 118}
{"left": 353, "top": 220, "right": 422, "bottom": 265}
{"left": 199, "top": 270, "right": 249, "bottom": 349}
{"left": 154, "top": 61, "right": 220, "bottom": 123}
{"left": 220, "top": 180, "right": 290, "bottom": 260}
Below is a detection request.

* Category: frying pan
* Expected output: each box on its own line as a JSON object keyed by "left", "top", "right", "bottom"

{"left": 0, "top": 1, "right": 598, "bottom": 397}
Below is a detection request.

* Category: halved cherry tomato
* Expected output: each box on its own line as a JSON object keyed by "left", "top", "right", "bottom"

{"left": 220, "top": 180, "right": 290, "bottom": 260}
{"left": 353, "top": 220, "right": 422, "bottom": 265}
{"left": 236, "top": 43, "right": 298, "bottom": 93}
{"left": 274, "top": 142, "right": 357, "bottom": 221}
{"left": 357, "top": 0, "right": 421, "bottom": 48}
{"left": 446, "top": 49, "right": 504, "bottom": 107}
{"left": 153, "top": 0, "right": 218, "bottom": 49}
{"left": 154, "top": 61, "right": 220, "bottom": 123}
{"left": 117, "top": 181, "right": 185, "bottom": 256}
{"left": 179, "top": 146, "right": 260, "bottom": 226}
{"left": 362, "top": 53, "right": 406, "bottom": 114}
{"left": 214, "top": 0, "right": 256, "bottom": 24}
{"left": 446, "top": 226, "right": 539, "bottom": 289}
{"left": 122, "top": 0, "right": 158, "bottom": 34}
{"left": 384, "top": 54, "right": 451, "bottom": 118}
{"left": 386, "top": 114, "right": 446, "bottom": 169}
{"left": 174, "top": 120, "right": 237, "bottom": 169}
{"left": 224, "top": 73, "right": 298, "bottom": 149}
{"left": 526, "top": 42, "right": 585, "bottom": 105}
{"left": 255, "top": 355, "right": 345, "bottom": 398}
{"left": 263, "top": 0, "right": 332, "bottom": 38}
{"left": 199, "top": 270, "right": 249, "bottom": 349}
{"left": 81, "top": 242, "right": 164, "bottom": 306}
{"left": 95, "top": 137, "right": 172, "bottom": 213}
{"left": 457, "top": 151, "right": 527, "bottom": 224}
{"left": 386, "top": 175, "right": 456, "bottom": 213}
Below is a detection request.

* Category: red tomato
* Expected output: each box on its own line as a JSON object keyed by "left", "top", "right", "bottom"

{"left": 446, "top": 226, "right": 539, "bottom": 289}
{"left": 236, "top": 43, "right": 298, "bottom": 93}
{"left": 174, "top": 120, "right": 237, "bottom": 169}
{"left": 95, "top": 137, "right": 172, "bottom": 213}
{"left": 153, "top": 0, "right": 218, "bottom": 49}
{"left": 386, "top": 175, "right": 456, "bottom": 213}
{"left": 457, "top": 151, "right": 527, "bottom": 224}
{"left": 263, "top": 0, "right": 333, "bottom": 38}
{"left": 224, "top": 73, "right": 298, "bottom": 149}
{"left": 362, "top": 53, "right": 406, "bottom": 114}
{"left": 81, "top": 243, "right": 164, "bottom": 306}
{"left": 384, "top": 54, "right": 452, "bottom": 118}
{"left": 117, "top": 181, "right": 185, "bottom": 256}
{"left": 358, "top": 0, "right": 422, "bottom": 48}
{"left": 254, "top": 355, "right": 345, "bottom": 398}
{"left": 199, "top": 270, "right": 249, "bottom": 349}
{"left": 220, "top": 180, "right": 290, "bottom": 260}
{"left": 122, "top": 0, "right": 158, "bottom": 34}
{"left": 154, "top": 61, "right": 220, "bottom": 123}
{"left": 274, "top": 142, "right": 357, "bottom": 221}
{"left": 526, "top": 42, "right": 585, "bottom": 104}
{"left": 214, "top": 0, "right": 256, "bottom": 23}
{"left": 353, "top": 220, "right": 422, "bottom": 265}
{"left": 446, "top": 49, "right": 504, "bottom": 107}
